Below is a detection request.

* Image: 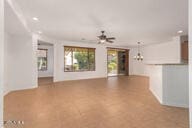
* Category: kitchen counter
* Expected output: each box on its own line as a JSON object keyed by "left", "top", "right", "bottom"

{"left": 146, "top": 64, "right": 189, "bottom": 108}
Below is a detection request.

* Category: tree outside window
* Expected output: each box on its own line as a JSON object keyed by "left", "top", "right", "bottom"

{"left": 64, "top": 46, "right": 95, "bottom": 72}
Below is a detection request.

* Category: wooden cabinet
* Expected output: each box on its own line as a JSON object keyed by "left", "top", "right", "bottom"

{"left": 181, "top": 41, "right": 188, "bottom": 62}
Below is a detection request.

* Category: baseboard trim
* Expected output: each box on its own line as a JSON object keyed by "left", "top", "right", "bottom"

{"left": 130, "top": 75, "right": 149, "bottom": 78}
{"left": 162, "top": 102, "right": 189, "bottom": 108}
{"left": 149, "top": 87, "right": 163, "bottom": 104}
{"left": 4, "top": 90, "right": 11, "bottom": 96}
{"left": 54, "top": 77, "right": 108, "bottom": 83}
{"left": 4, "top": 86, "right": 37, "bottom": 96}
{"left": 38, "top": 76, "right": 53, "bottom": 78}
{"left": 54, "top": 75, "right": 148, "bottom": 83}
{"left": 149, "top": 87, "right": 188, "bottom": 108}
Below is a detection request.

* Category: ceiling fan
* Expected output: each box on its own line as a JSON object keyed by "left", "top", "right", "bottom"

{"left": 98, "top": 31, "right": 115, "bottom": 44}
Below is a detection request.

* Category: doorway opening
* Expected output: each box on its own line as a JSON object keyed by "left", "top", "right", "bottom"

{"left": 37, "top": 40, "right": 54, "bottom": 86}
{"left": 107, "top": 48, "right": 129, "bottom": 76}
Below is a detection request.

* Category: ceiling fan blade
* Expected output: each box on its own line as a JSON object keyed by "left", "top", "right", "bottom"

{"left": 97, "top": 31, "right": 115, "bottom": 44}
{"left": 98, "top": 35, "right": 106, "bottom": 39}
{"left": 107, "top": 37, "right": 115, "bottom": 40}
{"left": 107, "top": 40, "right": 114, "bottom": 43}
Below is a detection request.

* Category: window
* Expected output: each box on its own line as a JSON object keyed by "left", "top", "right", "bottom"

{"left": 64, "top": 46, "right": 95, "bottom": 72}
{"left": 37, "top": 49, "right": 48, "bottom": 71}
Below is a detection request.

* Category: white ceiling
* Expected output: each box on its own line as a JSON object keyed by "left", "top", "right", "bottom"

{"left": 5, "top": 1, "right": 29, "bottom": 36}
{"left": 9, "top": 0, "right": 188, "bottom": 46}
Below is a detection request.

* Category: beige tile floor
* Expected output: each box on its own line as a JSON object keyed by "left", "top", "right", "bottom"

{"left": 4, "top": 76, "right": 189, "bottom": 128}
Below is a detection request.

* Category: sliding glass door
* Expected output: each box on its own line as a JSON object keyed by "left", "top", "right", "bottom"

{"left": 118, "top": 51, "right": 127, "bottom": 75}
{"left": 107, "top": 48, "right": 129, "bottom": 76}
{"left": 107, "top": 50, "right": 118, "bottom": 76}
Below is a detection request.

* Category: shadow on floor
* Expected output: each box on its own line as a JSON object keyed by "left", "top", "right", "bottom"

{"left": 38, "top": 77, "right": 53, "bottom": 86}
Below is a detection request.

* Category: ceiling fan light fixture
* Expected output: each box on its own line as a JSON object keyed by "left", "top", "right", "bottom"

{"left": 177, "top": 30, "right": 183, "bottom": 34}
{"left": 98, "top": 31, "right": 115, "bottom": 44}
{"left": 100, "top": 39, "right": 106, "bottom": 43}
{"left": 33, "top": 17, "right": 39, "bottom": 21}
{"left": 38, "top": 31, "right": 42, "bottom": 34}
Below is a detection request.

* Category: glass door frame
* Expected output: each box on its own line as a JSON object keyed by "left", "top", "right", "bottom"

{"left": 107, "top": 47, "right": 129, "bottom": 77}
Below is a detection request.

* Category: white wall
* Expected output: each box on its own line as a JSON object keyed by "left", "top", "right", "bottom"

{"left": 0, "top": 0, "right": 4, "bottom": 124}
{"left": 163, "top": 65, "right": 189, "bottom": 107}
{"left": 147, "top": 65, "right": 163, "bottom": 103}
{"left": 147, "top": 65, "right": 189, "bottom": 108}
{"left": 38, "top": 44, "right": 54, "bottom": 78}
{"left": 4, "top": 1, "right": 38, "bottom": 95}
{"left": 54, "top": 41, "right": 107, "bottom": 81}
{"left": 32, "top": 34, "right": 38, "bottom": 90}
{"left": 189, "top": 0, "right": 192, "bottom": 126}
{"left": 143, "top": 36, "right": 181, "bottom": 64}
{"left": 4, "top": 33, "right": 37, "bottom": 94}
{"left": 4, "top": 33, "right": 9, "bottom": 94}
{"left": 129, "top": 36, "right": 183, "bottom": 76}
{"left": 38, "top": 36, "right": 130, "bottom": 82}
{"left": 130, "top": 36, "right": 189, "bottom": 108}
{"left": 129, "top": 47, "right": 145, "bottom": 76}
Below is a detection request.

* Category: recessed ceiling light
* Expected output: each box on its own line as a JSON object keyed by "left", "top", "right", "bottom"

{"left": 38, "top": 31, "right": 42, "bottom": 34}
{"left": 177, "top": 30, "right": 183, "bottom": 34}
{"left": 33, "top": 17, "right": 39, "bottom": 21}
